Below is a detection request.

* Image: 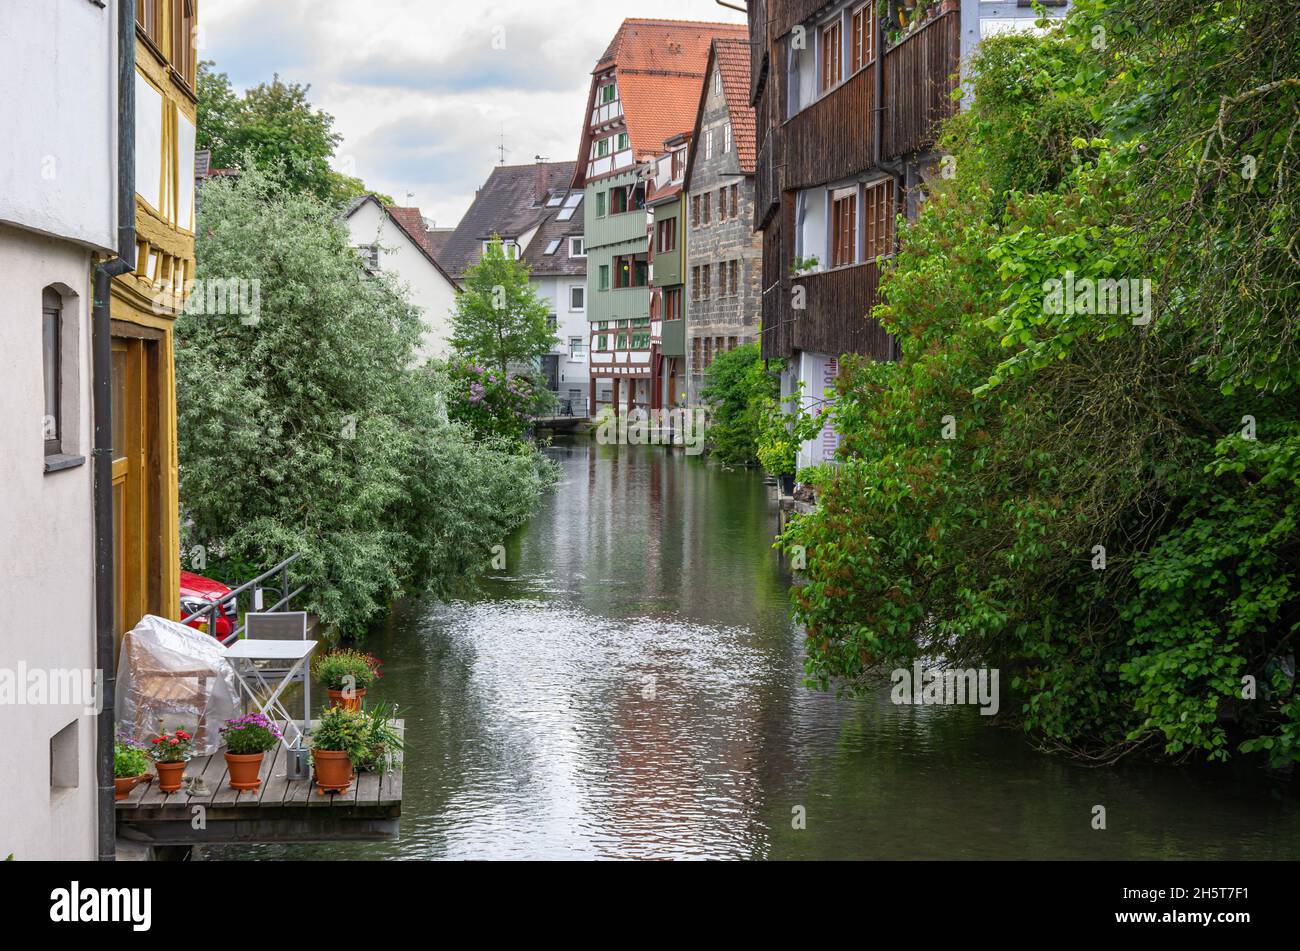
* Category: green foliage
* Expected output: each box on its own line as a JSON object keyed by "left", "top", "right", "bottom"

{"left": 443, "top": 359, "right": 550, "bottom": 442}
{"left": 178, "top": 167, "right": 556, "bottom": 636}
{"left": 755, "top": 383, "right": 829, "bottom": 478}
{"left": 114, "top": 741, "right": 150, "bottom": 779}
{"left": 354, "top": 703, "right": 406, "bottom": 773}
{"left": 781, "top": 6, "right": 1300, "bottom": 768}
{"left": 448, "top": 237, "right": 558, "bottom": 377}
{"left": 219, "top": 713, "right": 282, "bottom": 755}
{"left": 197, "top": 62, "right": 391, "bottom": 205}
{"left": 313, "top": 649, "right": 382, "bottom": 692}
{"left": 310, "top": 706, "right": 370, "bottom": 764}
{"left": 700, "top": 343, "right": 778, "bottom": 466}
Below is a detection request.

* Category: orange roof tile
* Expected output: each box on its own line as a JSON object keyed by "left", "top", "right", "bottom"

{"left": 713, "top": 39, "right": 757, "bottom": 173}
{"left": 576, "top": 18, "right": 748, "bottom": 180}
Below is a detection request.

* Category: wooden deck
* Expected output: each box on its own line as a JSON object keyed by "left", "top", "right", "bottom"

{"left": 116, "top": 721, "right": 402, "bottom": 845}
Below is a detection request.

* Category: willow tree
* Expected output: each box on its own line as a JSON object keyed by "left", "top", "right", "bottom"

{"left": 178, "top": 168, "right": 554, "bottom": 635}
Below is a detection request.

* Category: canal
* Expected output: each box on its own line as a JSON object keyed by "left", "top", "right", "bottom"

{"left": 224, "top": 439, "right": 1300, "bottom": 860}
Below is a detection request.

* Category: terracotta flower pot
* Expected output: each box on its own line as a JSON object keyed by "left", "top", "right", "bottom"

{"left": 154, "top": 760, "right": 186, "bottom": 794}
{"left": 312, "top": 749, "right": 354, "bottom": 796}
{"left": 327, "top": 687, "right": 366, "bottom": 712}
{"left": 114, "top": 774, "right": 148, "bottom": 801}
{"left": 224, "top": 751, "right": 266, "bottom": 791}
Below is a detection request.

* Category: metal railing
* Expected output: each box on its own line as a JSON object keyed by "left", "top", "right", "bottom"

{"left": 179, "top": 552, "right": 306, "bottom": 646}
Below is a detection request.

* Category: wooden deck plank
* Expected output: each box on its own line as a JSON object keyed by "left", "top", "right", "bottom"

{"left": 117, "top": 720, "right": 403, "bottom": 846}
{"left": 379, "top": 721, "right": 404, "bottom": 806}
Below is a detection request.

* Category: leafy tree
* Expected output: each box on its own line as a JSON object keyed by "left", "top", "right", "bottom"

{"left": 780, "top": 3, "right": 1300, "bottom": 768}
{"left": 448, "top": 237, "right": 558, "bottom": 378}
{"left": 177, "top": 168, "right": 554, "bottom": 635}
{"left": 197, "top": 61, "right": 390, "bottom": 205}
{"left": 700, "top": 343, "right": 778, "bottom": 466}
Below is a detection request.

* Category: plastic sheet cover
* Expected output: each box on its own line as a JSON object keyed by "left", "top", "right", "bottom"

{"left": 115, "top": 614, "right": 242, "bottom": 756}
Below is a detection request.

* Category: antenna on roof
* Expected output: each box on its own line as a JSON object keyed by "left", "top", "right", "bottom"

{"left": 535, "top": 154, "right": 549, "bottom": 164}
{"left": 498, "top": 124, "right": 509, "bottom": 166}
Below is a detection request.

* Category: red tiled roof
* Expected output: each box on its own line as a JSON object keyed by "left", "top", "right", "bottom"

{"left": 713, "top": 39, "right": 757, "bottom": 173}
{"left": 386, "top": 206, "right": 437, "bottom": 257}
{"left": 575, "top": 18, "right": 746, "bottom": 185}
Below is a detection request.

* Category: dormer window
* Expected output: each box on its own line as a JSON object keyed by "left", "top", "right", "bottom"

{"left": 484, "top": 240, "right": 520, "bottom": 259}
{"left": 598, "top": 83, "right": 617, "bottom": 105}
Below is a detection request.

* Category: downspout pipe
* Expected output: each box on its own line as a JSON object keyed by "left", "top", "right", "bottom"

{"left": 95, "top": 0, "right": 136, "bottom": 863}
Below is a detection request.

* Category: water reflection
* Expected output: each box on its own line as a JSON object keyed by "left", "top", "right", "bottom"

{"left": 217, "top": 440, "right": 1300, "bottom": 860}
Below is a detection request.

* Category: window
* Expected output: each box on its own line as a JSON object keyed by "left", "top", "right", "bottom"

{"left": 724, "top": 123, "right": 732, "bottom": 154}
{"left": 692, "top": 335, "right": 702, "bottom": 369}
{"left": 718, "top": 263, "right": 726, "bottom": 298}
{"left": 864, "top": 179, "right": 895, "bottom": 261}
{"left": 703, "top": 192, "right": 712, "bottom": 224}
{"left": 172, "top": 0, "right": 196, "bottom": 86}
{"left": 599, "top": 83, "right": 617, "bottom": 104}
{"left": 702, "top": 264, "right": 711, "bottom": 299}
{"left": 42, "top": 288, "right": 63, "bottom": 457}
{"left": 570, "top": 285, "right": 586, "bottom": 311}
{"left": 705, "top": 128, "right": 714, "bottom": 161}
{"left": 544, "top": 238, "right": 562, "bottom": 255}
{"left": 671, "top": 148, "right": 685, "bottom": 181}
{"left": 611, "top": 186, "right": 628, "bottom": 214}
{"left": 569, "top": 236, "right": 586, "bottom": 257}
{"left": 821, "top": 17, "right": 843, "bottom": 92}
{"left": 656, "top": 217, "right": 677, "bottom": 253}
{"left": 614, "top": 254, "right": 648, "bottom": 288}
{"left": 704, "top": 336, "right": 714, "bottom": 367}
{"left": 730, "top": 183, "right": 739, "bottom": 220}
{"left": 557, "top": 192, "right": 582, "bottom": 221}
{"left": 595, "top": 332, "right": 609, "bottom": 351}
{"left": 691, "top": 194, "right": 701, "bottom": 227}
{"left": 664, "top": 287, "right": 682, "bottom": 320}
{"left": 136, "top": 0, "right": 162, "bottom": 46}
{"left": 719, "top": 187, "right": 728, "bottom": 219}
{"left": 831, "top": 187, "right": 858, "bottom": 267}
{"left": 714, "top": 68, "right": 723, "bottom": 96}
{"left": 729, "top": 260, "right": 739, "bottom": 297}
{"left": 356, "top": 244, "right": 379, "bottom": 271}
{"left": 616, "top": 132, "right": 630, "bottom": 151}
{"left": 596, "top": 192, "right": 607, "bottom": 217}
{"left": 484, "top": 240, "right": 519, "bottom": 259}
{"left": 569, "top": 337, "right": 586, "bottom": 359}
{"left": 598, "top": 265, "right": 610, "bottom": 290}
{"left": 691, "top": 265, "right": 701, "bottom": 300}
{"left": 851, "top": 3, "right": 874, "bottom": 73}
{"left": 596, "top": 137, "right": 611, "bottom": 157}
{"left": 728, "top": 336, "right": 738, "bottom": 351}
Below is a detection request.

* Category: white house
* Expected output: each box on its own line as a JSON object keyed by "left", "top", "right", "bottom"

{"left": 0, "top": 0, "right": 125, "bottom": 861}
{"left": 435, "top": 162, "right": 589, "bottom": 412}
{"left": 344, "top": 196, "right": 461, "bottom": 363}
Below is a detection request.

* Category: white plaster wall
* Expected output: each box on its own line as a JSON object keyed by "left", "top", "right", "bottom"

{"left": 0, "top": 0, "right": 118, "bottom": 253}
{"left": 0, "top": 225, "right": 100, "bottom": 860}
{"left": 346, "top": 201, "right": 459, "bottom": 363}
{"left": 532, "top": 274, "right": 590, "bottom": 402}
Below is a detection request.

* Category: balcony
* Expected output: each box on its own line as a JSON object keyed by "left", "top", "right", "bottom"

{"left": 586, "top": 148, "right": 635, "bottom": 180}
{"left": 760, "top": 261, "right": 892, "bottom": 361}
{"left": 882, "top": 8, "right": 960, "bottom": 159}
{"left": 782, "top": 65, "right": 876, "bottom": 193}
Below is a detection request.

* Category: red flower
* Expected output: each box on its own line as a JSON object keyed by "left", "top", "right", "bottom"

{"left": 168, "top": 738, "right": 179, "bottom": 745}
{"left": 152, "top": 738, "right": 161, "bottom": 744}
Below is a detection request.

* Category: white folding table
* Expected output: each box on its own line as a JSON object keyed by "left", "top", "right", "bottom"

{"left": 225, "top": 638, "right": 318, "bottom": 751}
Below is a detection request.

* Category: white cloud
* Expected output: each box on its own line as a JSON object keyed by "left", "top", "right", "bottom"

{"left": 205, "top": 0, "right": 746, "bottom": 226}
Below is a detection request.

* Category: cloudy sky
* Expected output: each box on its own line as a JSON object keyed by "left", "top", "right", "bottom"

{"left": 202, "top": 0, "right": 747, "bottom": 227}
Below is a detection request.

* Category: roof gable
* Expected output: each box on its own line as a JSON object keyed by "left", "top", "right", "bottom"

{"left": 684, "top": 38, "right": 758, "bottom": 189}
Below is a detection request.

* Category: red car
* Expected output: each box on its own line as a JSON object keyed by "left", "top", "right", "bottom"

{"left": 179, "top": 571, "right": 237, "bottom": 640}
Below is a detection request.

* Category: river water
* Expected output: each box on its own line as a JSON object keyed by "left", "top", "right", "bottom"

{"left": 226, "top": 439, "right": 1300, "bottom": 860}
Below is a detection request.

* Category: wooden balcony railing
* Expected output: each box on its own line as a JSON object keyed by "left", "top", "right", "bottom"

{"left": 761, "top": 261, "right": 892, "bottom": 361}
{"left": 882, "top": 9, "right": 960, "bottom": 159}
{"left": 781, "top": 65, "right": 876, "bottom": 193}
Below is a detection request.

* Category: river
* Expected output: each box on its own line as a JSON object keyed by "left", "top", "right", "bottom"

{"left": 221, "top": 439, "right": 1300, "bottom": 860}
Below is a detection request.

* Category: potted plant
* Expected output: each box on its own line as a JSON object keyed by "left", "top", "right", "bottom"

{"left": 354, "top": 703, "right": 405, "bottom": 774}
{"left": 113, "top": 740, "right": 151, "bottom": 800}
{"left": 310, "top": 705, "right": 368, "bottom": 795}
{"left": 219, "top": 712, "right": 282, "bottom": 791}
{"left": 147, "top": 727, "right": 193, "bottom": 793}
{"left": 313, "top": 648, "right": 382, "bottom": 712}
